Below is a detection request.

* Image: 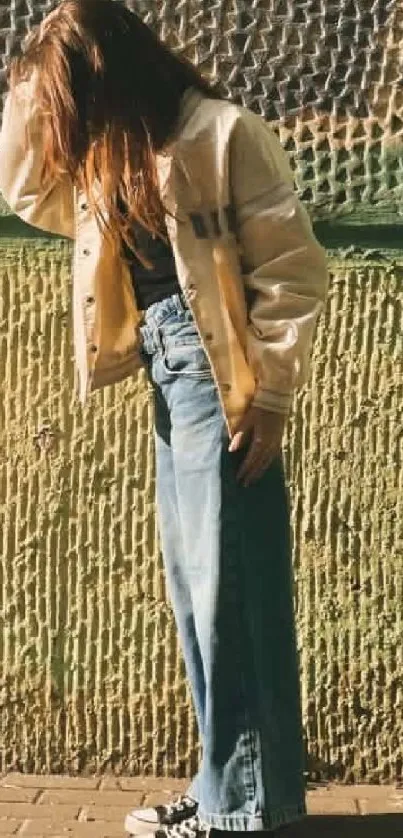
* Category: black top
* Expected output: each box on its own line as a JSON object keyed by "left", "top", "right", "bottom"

{"left": 121, "top": 81, "right": 194, "bottom": 309}
{"left": 123, "top": 221, "right": 181, "bottom": 311}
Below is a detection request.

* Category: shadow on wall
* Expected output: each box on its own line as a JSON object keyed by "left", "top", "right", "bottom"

{"left": 283, "top": 814, "right": 403, "bottom": 837}
{"left": 0, "top": 208, "right": 65, "bottom": 238}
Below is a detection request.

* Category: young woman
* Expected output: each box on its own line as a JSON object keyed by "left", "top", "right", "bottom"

{"left": 0, "top": 1, "right": 328, "bottom": 835}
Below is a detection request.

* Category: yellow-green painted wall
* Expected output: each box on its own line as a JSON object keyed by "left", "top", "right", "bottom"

{"left": 0, "top": 239, "right": 401, "bottom": 781}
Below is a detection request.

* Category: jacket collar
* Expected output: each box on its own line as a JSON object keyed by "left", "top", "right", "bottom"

{"left": 161, "top": 87, "right": 205, "bottom": 152}
{"left": 176, "top": 87, "right": 205, "bottom": 134}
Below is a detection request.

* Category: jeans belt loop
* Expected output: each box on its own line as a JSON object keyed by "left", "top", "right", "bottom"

{"left": 156, "top": 324, "right": 165, "bottom": 354}
{"left": 178, "top": 290, "right": 189, "bottom": 312}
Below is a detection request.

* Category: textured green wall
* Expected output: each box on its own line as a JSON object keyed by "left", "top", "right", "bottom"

{"left": 0, "top": 239, "right": 401, "bottom": 781}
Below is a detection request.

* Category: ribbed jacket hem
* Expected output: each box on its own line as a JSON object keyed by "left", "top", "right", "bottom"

{"left": 79, "top": 352, "right": 143, "bottom": 404}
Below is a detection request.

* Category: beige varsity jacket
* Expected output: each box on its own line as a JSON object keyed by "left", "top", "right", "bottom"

{"left": 0, "top": 77, "right": 329, "bottom": 433}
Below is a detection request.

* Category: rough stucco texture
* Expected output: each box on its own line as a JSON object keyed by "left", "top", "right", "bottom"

{"left": 0, "top": 239, "right": 402, "bottom": 781}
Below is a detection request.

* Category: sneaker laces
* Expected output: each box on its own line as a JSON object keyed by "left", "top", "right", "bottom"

{"left": 164, "top": 797, "right": 197, "bottom": 818}
{"left": 157, "top": 815, "right": 202, "bottom": 838}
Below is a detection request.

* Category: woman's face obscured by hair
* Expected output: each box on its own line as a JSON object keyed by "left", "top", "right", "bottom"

{"left": 9, "top": 0, "right": 219, "bottom": 250}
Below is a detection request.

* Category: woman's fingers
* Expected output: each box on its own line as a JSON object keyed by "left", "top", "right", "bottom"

{"left": 247, "top": 453, "right": 276, "bottom": 485}
{"left": 229, "top": 406, "right": 286, "bottom": 485}
{"left": 228, "top": 413, "right": 253, "bottom": 452}
{"left": 228, "top": 429, "right": 246, "bottom": 452}
{"left": 237, "top": 436, "right": 271, "bottom": 485}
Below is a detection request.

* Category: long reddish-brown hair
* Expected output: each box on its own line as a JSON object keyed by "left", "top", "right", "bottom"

{"left": 9, "top": 0, "right": 221, "bottom": 257}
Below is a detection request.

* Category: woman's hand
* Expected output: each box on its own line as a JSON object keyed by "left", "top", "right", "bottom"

{"left": 229, "top": 406, "right": 287, "bottom": 486}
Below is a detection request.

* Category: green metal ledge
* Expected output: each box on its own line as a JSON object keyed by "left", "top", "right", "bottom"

{"left": 0, "top": 208, "right": 402, "bottom": 253}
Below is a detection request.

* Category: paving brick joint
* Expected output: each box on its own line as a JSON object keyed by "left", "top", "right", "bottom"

{"left": 0, "top": 775, "right": 402, "bottom": 837}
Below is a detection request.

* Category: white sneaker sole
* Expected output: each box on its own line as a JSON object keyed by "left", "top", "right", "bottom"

{"left": 124, "top": 800, "right": 198, "bottom": 836}
{"left": 124, "top": 812, "right": 161, "bottom": 836}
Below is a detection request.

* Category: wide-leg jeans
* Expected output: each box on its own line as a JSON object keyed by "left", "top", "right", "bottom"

{"left": 139, "top": 293, "right": 306, "bottom": 832}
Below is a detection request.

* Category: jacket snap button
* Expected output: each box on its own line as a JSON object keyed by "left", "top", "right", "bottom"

{"left": 90, "top": 344, "right": 98, "bottom": 353}
{"left": 86, "top": 295, "right": 95, "bottom": 304}
{"left": 83, "top": 248, "right": 90, "bottom": 256}
{"left": 204, "top": 332, "right": 213, "bottom": 341}
{"left": 81, "top": 202, "right": 88, "bottom": 211}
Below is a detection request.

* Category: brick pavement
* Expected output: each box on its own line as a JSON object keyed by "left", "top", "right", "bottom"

{"left": 0, "top": 775, "right": 402, "bottom": 837}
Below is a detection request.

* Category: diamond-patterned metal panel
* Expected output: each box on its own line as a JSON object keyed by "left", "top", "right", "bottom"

{"left": 0, "top": 0, "right": 402, "bottom": 216}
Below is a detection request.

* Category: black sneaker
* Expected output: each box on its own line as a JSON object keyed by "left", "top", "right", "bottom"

{"left": 125, "top": 796, "right": 199, "bottom": 836}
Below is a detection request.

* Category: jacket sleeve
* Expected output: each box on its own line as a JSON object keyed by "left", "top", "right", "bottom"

{"left": 230, "top": 110, "right": 329, "bottom": 415}
{"left": 0, "top": 74, "right": 74, "bottom": 239}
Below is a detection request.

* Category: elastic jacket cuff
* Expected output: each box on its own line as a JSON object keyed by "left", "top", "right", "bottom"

{"left": 252, "top": 387, "right": 293, "bottom": 415}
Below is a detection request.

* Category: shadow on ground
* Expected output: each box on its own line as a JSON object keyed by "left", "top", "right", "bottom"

{"left": 282, "top": 814, "right": 403, "bottom": 837}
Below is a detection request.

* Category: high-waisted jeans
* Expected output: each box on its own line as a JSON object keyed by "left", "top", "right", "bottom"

{"left": 139, "top": 293, "right": 306, "bottom": 832}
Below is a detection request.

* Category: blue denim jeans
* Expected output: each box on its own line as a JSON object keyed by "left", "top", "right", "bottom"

{"left": 139, "top": 293, "right": 306, "bottom": 832}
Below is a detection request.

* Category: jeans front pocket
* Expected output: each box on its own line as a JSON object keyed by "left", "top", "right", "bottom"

{"left": 162, "top": 331, "right": 212, "bottom": 380}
